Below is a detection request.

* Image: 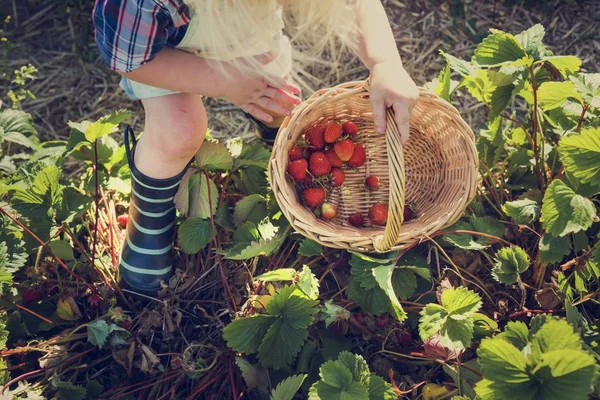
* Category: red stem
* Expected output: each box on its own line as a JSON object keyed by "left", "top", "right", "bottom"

{"left": 100, "top": 186, "right": 118, "bottom": 270}
{"left": 2, "top": 298, "right": 55, "bottom": 326}
{"left": 576, "top": 105, "right": 589, "bottom": 132}
{"left": 92, "top": 141, "right": 100, "bottom": 269}
{"left": 508, "top": 309, "right": 557, "bottom": 319}
{"left": 0, "top": 206, "right": 95, "bottom": 293}
{"left": 228, "top": 357, "right": 238, "bottom": 400}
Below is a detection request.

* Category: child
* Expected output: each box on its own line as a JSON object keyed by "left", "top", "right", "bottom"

{"left": 93, "top": 0, "right": 418, "bottom": 294}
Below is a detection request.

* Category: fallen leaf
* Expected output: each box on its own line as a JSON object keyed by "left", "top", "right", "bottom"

{"left": 535, "top": 282, "right": 561, "bottom": 310}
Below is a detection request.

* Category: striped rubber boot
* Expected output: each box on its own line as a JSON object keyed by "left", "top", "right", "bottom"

{"left": 119, "top": 126, "right": 190, "bottom": 294}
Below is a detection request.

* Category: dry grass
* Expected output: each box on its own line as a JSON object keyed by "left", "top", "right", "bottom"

{"left": 1, "top": 0, "right": 599, "bottom": 142}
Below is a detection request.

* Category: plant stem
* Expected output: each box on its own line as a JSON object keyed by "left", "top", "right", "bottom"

{"left": 576, "top": 105, "right": 589, "bottom": 132}
{"left": 91, "top": 140, "right": 100, "bottom": 270}
{"left": 1, "top": 297, "right": 55, "bottom": 326}
{"left": 528, "top": 66, "right": 544, "bottom": 190}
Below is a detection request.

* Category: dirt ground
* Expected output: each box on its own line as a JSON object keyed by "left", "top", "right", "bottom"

{"left": 1, "top": 0, "right": 599, "bottom": 142}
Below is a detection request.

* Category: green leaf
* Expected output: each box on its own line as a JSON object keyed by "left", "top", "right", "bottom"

{"left": 530, "top": 319, "right": 582, "bottom": 362}
{"left": 538, "top": 81, "right": 582, "bottom": 111}
{"left": 514, "top": 24, "right": 545, "bottom": 56}
{"left": 434, "top": 64, "right": 453, "bottom": 101}
{"left": 419, "top": 304, "right": 448, "bottom": 341}
{"left": 190, "top": 173, "right": 218, "bottom": 219}
{"left": 502, "top": 199, "right": 540, "bottom": 224}
{"left": 178, "top": 217, "right": 214, "bottom": 254}
{"left": 85, "top": 381, "right": 103, "bottom": 400}
{"left": 223, "top": 314, "right": 278, "bottom": 354}
{"left": 476, "top": 338, "right": 532, "bottom": 390}
{"left": 532, "top": 349, "right": 598, "bottom": 400}
{"left": 346, "top": 279, "right": 391, "bottom": 316}
{"left": 196, "top": 141, "right": 233, "bottom": 171}
{"left": 443, "top": 216, "right": 505, "bottom": 250}
{"left": 367, "top": 375, "right": 396, "bottom": 400}
{"left": 442, "top": 51, "right": 478, "bottom": 77}
{"left": 540, "top": 180, "right": 596, "bottom": 237}
{"left": 87, "top": 320, "right": 110, "bottom": 349}
{"left": 56, "top": 381, "right": 87, "bottom": 400}
{"left": 0, "top": 109, "right": 38, "bottom": 149}
{"left": 558, "top": 127, "right": 600, "bottom": 192}
{"left": 372, "top": 265, "right": 407, "bottom": 321}
{"left": 497, "top": 321, "right": 529, "bottom": 350}
{"left": 391, "top": 269, "right": 417, "bottom": 301}
{"left": 235, "top": 143, "right": 272, "bottom": 169}
{"left": 570, "top": 73, "right": 600, "bottom": 108}
{"left": 271, "top": 374, "right": 306, "bottom": 400}
{"left": 233, "top": 194, "right": 266, "bottom": 226}
{"left": 255, "top": 268, "right": 297, "bottom": 282}
{"left": 236, "top": 357, "right": 268, "bottom": 392}
{"left": 322, "top": 300, "right": 350, "bottom": 328}
{"left": 320, "top": 360, "right": 354, "bottom": 389}
{"left": 297, "top": 265, "right": 319, "bottom": 300}
{"left": 539, "top": 234, "right": 571, "bottom": 265}
{"left": 473, "top": 312, "right": 499, "bottom": 339}
{"left": 48, "top": 240, "right": 75, "bottom": 261}
{"left": 541, "top": 56, "right": 582, "bottom": 78}
{"left": 298, "top": 238, "right": 323, "bottom": 257}
{"left": 473, "top": 29, "right": 527, "bottom": 66}
{"left": 491, "top": 246, "right": 530, "bottom": 284}
{"left": 442, "top": 287, "right": 482, "bottom": 316}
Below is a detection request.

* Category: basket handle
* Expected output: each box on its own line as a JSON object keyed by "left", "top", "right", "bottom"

{"left": 362, "top": 79, "right": 406, "bottom": 252}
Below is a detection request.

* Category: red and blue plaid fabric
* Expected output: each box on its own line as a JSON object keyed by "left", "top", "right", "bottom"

{"left": 93, "top": 0, "right": 190, "bottom": 72}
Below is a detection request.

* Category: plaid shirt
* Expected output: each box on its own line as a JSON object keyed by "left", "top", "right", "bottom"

{"left": 93, "top": 0, "right": 190, "bottom": 72}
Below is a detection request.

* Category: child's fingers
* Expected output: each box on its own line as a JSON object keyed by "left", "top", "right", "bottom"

{"left": 264, "top": 87, "right": 301, "bottom": 105}
{"left": 242, "top": 104, "right": 274, "bottom": 123}
{"left": 264, "top": 76, "right": 301, "bottom": 95}
{"left": 371, "top": 97, "right": 387, "bottom": 134}
{"left": 255, "top": 96, "right": 292, "bottom": 116}
{"left": 393, "top": 102, "right": 411, "bottom": 145}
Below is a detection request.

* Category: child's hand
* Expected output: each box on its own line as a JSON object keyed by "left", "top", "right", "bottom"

{"left": 370, "top": 60, "right": 419, "bottom": 144}
{"left": 219, "top": 56, "right": 301, "bottom": 123}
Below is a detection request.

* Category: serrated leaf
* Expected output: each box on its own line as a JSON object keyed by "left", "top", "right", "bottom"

{"left": 442, "top": 287, "right": 482, "bottom": 316}
{"left": 502, "top": 199, "right": 540, "bottom": 224}
{"left": 178, "top": 217, "right": 213, "bottom": 254}
{"left": 233, "top": 194, "right": 265, "bottom": 226}
{"left": 372, "top": 265, "right": 407, "bottom": 321}
{"left": 492, "top": 246, "right": 530, "bottom": 284}
{"left": 56, "top": 298, "right": 76, "bottom": 321}
{"left": 419, "top": 304, "right": 448, "bottom": 341}
{"left": 476, "top": 338, "right": 531, "bottom": 385}
{"left": 473, "top": 29, "right": 527, "bottom": 66}
{"left": 539, "top": 234, "right": 571, "bottom": 265}
{"left": 443, "top": 216, "right": 505, "bottom": 250}
{"left": 541, "top": 56, "right": 582, "bottom": 78}
{"left": 271, "top": 374, "right": 306, "bottom": 400}
{"left": 391, "top": 269, "right": 417, "bottom": 301}
{"left": 298, "top": 238, "right": 323, "bottom": 257}
{"left": 236, "top": 357, "right": 268, "bottom": 392}
{"left": 0, "top": 109, "right": 37, "bottom": 148}
{"left": 439, "top": 318, "right": 474, "bottom": 349}
{"left": 320, "top": 361, "right": 353, "bottom": 388}
{"left": 346, "top": 278, "right": 391, "bottom": 316}
{"left": 48, "top": 240, "right": 75, "bottom": 261}
{"left": 195, "top": 141, "right": 233, "bottom": 171}
{"left": 297, "top": 265, "right": 319, "bottom": 300}
{"left": 235, "top": 144, "right": 272, "bottom": 169}
{"left": 530, "top": 319, "right": 582, "bottom": 362}
{"left": 538, "top": 81, "right": 582, "bottom": 110}
{"left": 442, "top": 51, "right": 478, "bottom": 76}
{"left": 190, "top": 173, "right": 218, "bottom": 219}
{"left": 254, "top": 268, "right": 297, "bottom": 282}
{"left": 87, "top": 319, "right": 110, "bottom": 349}
{"left": 515, "top": 24, "right": 545, "bottom": 55}
{"left": 497, "top": 321, "right": 529, "bottom": 350}
{"left": 540, "top": 180, "right": 596, "bottom": 237}
{"left": 55, "top": 381, "right": 87, "bottom": 400}
{"left": 570, "top": 73, "right": 600, "bottom": 108}
{"left": 367, "top": 375, "right": 396, "bottom": 400}
{"left": 223, "top": 315, "right": 278, "bottom": 354}
{"left": 558, "top": 127, "right": 600, "bottom": 192}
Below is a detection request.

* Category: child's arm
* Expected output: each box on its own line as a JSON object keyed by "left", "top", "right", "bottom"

{"left": 353, "top": 0, "right": 419, "bottom": 143}
{"left": 122, "top": 47, "right": 301, "bottom": 123}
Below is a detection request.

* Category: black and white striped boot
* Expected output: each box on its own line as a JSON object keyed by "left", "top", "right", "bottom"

{"left": 119, "top": 126, "right": 190, "bottom": 295}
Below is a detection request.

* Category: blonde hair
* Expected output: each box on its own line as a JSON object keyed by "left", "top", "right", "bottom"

{"left": 182, "top": 0, "right": 361, "bottom": 88}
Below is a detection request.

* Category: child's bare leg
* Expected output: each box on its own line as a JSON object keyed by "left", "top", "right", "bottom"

{"left": 120, "top": 93, "right": 207, "bottom": 294}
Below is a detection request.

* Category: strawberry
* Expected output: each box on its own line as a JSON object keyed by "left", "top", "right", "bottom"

{"left": 302, "top": 187, "right": 326, "bottom": 209}
{"left": 368, "top": 203, "right": 388, "bottom": 225}
{"left": 347, "top": 144, "right": 366, "bottom": 168}
{"left": 403, "top": 203, "right": 416, "bottom": 221}
{"left": 324, "top": 122, "right": 343, "bottom": 143}
{"left": 348, "top": 213, "right": 364, "bottom": 228}
{"left": 342, "top": 121, "right": 358, "bottom": 136}
{"left": 321, "top": 202, "right": 337, "bottom": 220}
{"left": 334, "top": 139, "right": 355, "bottom": 162}
{"left": 375, "top": 314, "right": 389, "bottom": 329}
{"left": 117, "top": 214, "right": 129, "bottom": 229}
{"left": 331, "top": 168, "right": 345, "bottom": 187}
{"left": 309, "top": 152, "right": 331, "bottom": 177}
{"left": 88, "top": 293, "right": 102, "bottom": 308}
{"left": 117, "top": 319, "right": 133, "bottom": 331}
{"left": 305, "top": 124, "right": 326, "bottom": 150}
{"left": 289, "top": 144, "right": 307, "bottom": 161}
{"left": 325, "top": 147, "right": 343, "bottom": 168}
{"left": 365, "top": 175, "right": 380, "bottom": 191}
{"left": 396, "top": 328, "right": 412, "bottom": 345}
{"left": 22, "top": 287, "right": 42, "bottom": 306}
{"left": 288, "top": 159, "right": 308, "bottom": 181}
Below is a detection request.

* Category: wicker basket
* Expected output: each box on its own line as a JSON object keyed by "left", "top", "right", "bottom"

{"left": 268, "top": 79, "right": 478, "bottom": 253}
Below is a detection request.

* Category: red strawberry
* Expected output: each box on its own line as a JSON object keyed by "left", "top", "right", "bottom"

{"left": 396, "top": 328, "right": 412, "bottom": 345}
{"left": 334, "top": 139, "right": 355, "bottom": 162}
{"left": 289, "top": 145, "right": 307, "bottom": 161}
{"left": 403, "top": 204, "right": 416, "bottom": 221}
{"left": 375, "top": 314, "right": 389, "bottom": 329}
{"left": 309, "top": 152, "right": 332, "bottom": 177}
{"left": 117, "top": 214, "right": 129, "bottom": 229}
{"left": 325, "top": 147, "right": 343, "bottom": 168}
{"left": 347, "top": 144, "right": 366, "bottom": 168}
{"left": 305, "top": 124, "right": 326, "bottom": 150}
{"left": 365, "top": 175, "right": 380, "bottom": 191}
{"left": 348, "top": 213, "right": 364, "bottom": 228}
{"left": 321, "top": 202, "right": 337, "bottom": 220}
{"left": 342, "top": 121, "right": 358, "bottom": 136}
{"left": 88, "top": 293, "right": 102, "bottom": 308}
{"left": 22, "top": 287, "right": 42, "bottom": 306}
{"left": 324, "top": 122, "right": 343, "bottom": 143}
{"left": 117, "top": 319, "right": 133, "bottom": 331}
{"left": 302, "top": 187, "right": 326, "bottom": 209}
{"left": 288, "top": 159, "right": 308, "bottom": 181}
{"left": 331, "top": 168, "right": 345, "bottom": 187}
{"left": 368, "top": 203, "right": 388, "bottom": 225}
